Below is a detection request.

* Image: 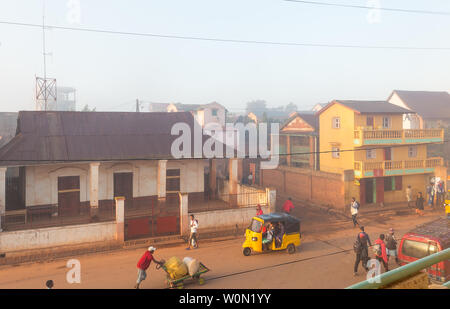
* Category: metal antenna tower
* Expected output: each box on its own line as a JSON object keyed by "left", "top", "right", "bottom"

{"left": 35, "top": 0, "right": 57, "bottom": 111}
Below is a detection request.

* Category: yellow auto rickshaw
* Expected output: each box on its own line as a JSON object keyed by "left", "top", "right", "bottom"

{"left": 242, "top": 212, "right": 301, "bottom": 256}
{"left": 445, "top": 190, "right": 450, "bottom": 219}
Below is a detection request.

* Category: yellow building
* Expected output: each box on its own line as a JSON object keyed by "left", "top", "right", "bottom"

{"left": 317, "top": 100, "right": 444, "bottom": 205}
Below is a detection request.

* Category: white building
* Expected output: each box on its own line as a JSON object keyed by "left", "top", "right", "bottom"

{"left": 0, "top": 111, "right": 234, "bottom": 235}
{"left": 388, "top": 90, "right": 450, "bottom": 129}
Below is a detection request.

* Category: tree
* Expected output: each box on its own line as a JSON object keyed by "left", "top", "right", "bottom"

{"left": 261, "top": 112, "right": 268, "bottom": 123}
{"left": 285, "top": 102, "right": 298, "bottom": 113}
{"left": 81, "top": 104, "right": 96, "bottom": 112}
{"left": 246, "top": 100, "right": 267, "bottom": 114}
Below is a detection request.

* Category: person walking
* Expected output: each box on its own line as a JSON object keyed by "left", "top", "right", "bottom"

{"left": 436, "top": 180, "right": 445, "bottom": 207}
{"left": 350, "top": 197, "right": 360, "bottom": 228}
{"left": 186, "top": 214, "right": 199, "bottom": 250}
{"left": 256, "top": 204, "right": 263, "bottom": 216}
{"left": 248, "top": 173, "right": 253, "bottom": 185}
{"left": 426, "top": 183, "right": 432, "bottom": 205}
{"left": 282, "top": 197, "right": 294, "bottom": 214}
{"left": 374, "top": 234, "right": 389, "bottom": 273}
{"left": 406, "top": 185, "right": 413, "bottom": 208}
{"left": 428, "top": 183, "right": 436, "bottom": 207}
{"left": 416, "top": 192, "right": 425, "bottom": 216}
{"left": 135, "top": 246, "right": 164, "bottom": 289}
{"left": 385, "top": 228, "right": 400, "bottom": 266}
{"left": 353, "top": 226, "right": 372, "bottom": 276}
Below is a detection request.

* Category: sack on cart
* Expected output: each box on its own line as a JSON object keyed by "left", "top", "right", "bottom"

{"left": 164, "top": 256, "right": 188, "bottom": 280}
{"left": 183, "top": 257, "right": 200, "bottom": 276}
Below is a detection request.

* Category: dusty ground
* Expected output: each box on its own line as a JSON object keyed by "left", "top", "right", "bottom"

{"left": 0, "top": 205, "right": 444, "bottom": 289}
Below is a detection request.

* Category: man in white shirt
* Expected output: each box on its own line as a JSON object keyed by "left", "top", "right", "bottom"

{"left": 406, "top": 185, "right": 412, "bottom": 208}
{"left": 186, "top": 214, "right": 199, "bottom": 250}
{"left": 248, "top": 173, "right": 253, "bottom": 185}
{"left": 350, "top": 197, "right": 360, "bottom": 228}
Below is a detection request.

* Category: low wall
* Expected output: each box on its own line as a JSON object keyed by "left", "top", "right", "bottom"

{"left": 0, "top": 221, "right": 117, "bottom": 253}
{"left": 218, "top": 180, "right": 268, "bottom": 207}
{"left": 191, "top": 205, "right": 269, "bottom": 233}
{"left": 261, "top": 166, "right": 347, "bottom": 210}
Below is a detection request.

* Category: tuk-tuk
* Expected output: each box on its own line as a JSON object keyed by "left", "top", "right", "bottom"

{"left": 445, "top": 190, "right": 450, "bottom": 219}
{"left": 242, "top": 212, "right": 301, "bottom": 256}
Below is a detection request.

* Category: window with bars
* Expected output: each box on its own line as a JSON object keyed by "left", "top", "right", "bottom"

{"left": 332, "top": 117, "right": 341, "bottom": 129}
{"left": 332, "top": 146, "right": 340, "bottom": 158}
{"left": 166, "top": 169, "right": 181, "bottom": 193}
{"left": 408, "top": 146, "right": 418, "bottom": 158}
{"left": 384, "top": 176, "right": 402, "bottom": 192}
{"left": 366, "top": 149, "right": 376, "bottom": 159}
{"left": 382, "top": 116, "right": 391, "bottom": 129}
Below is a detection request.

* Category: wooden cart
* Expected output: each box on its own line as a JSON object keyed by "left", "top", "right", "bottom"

{"left": 160, "top": 262, "right": 210, "bottom": 289}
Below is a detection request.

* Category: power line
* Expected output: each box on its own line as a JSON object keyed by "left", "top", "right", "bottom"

{"left": 283, "top": 0, "right": 450, "bottom": 16}
{"left": 1, "top": 140, "right": 447, "bottom": 163}
{"left": 0, "top": 20, "right": 449, "bottom": 51}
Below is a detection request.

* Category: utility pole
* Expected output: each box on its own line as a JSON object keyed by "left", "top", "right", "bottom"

{"left": 136, "top": 99, "right": 140, "bottom": 112}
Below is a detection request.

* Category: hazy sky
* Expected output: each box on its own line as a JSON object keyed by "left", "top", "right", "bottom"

{"left": 0, "top": 0, "right": 449, "bottom": 113}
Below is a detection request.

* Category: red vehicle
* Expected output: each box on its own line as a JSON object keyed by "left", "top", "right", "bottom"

{"left": 397, "top": 218, "right": 450, "bottom": 283}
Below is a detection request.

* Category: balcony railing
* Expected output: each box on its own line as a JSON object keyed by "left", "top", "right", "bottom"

{"left": 353, "top": 129, "right": 444, "bottom": 146}
{"left": 354, "top": 157, "right": 443, "bottom": 178}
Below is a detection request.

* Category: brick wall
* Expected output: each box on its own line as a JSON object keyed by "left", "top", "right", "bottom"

{"left": 261, "top": 166, "right": 346, "bottom": 210}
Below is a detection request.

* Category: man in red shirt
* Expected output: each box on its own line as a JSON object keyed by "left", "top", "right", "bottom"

{"left": 282, "top": 197, "right": 294, "bottom": 214}
{"left": 374, "top": 234, "right": 389, "bottom": 273}
{"left": 134, "top": 246, "right": 164, "bottom": 289}
{"left": 256, "top": 204, "right": 263, "bottom": 216}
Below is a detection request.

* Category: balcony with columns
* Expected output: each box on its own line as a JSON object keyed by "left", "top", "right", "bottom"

{"left": 353, "top": 129, "right": 444, "bottom": 147}
{"left": 354, "top": 157, "right": 443, "bottom": 178}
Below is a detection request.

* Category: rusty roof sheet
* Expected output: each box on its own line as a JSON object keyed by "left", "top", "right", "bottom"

{"left": 0, "top": 111, "right": 234, "bottom": 166}
{"left": 390, "top": 90, "right": 450, "bottom": 119}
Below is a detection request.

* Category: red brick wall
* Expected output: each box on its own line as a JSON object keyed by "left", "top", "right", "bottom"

{"left": 261, "top": 166, "right": 345, "bottom": 209}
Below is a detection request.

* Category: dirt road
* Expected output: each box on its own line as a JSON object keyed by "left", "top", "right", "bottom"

{"left": 0, "top": 207, "right": 443, "bottom": 289}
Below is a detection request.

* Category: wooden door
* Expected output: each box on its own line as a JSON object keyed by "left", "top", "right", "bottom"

{"left": 114, "top": 172, "right": 133, "bottom": 209}
{"left": 249, "top": 163, "right": 256, "bottom": 185}
{"left": 360, "top": 179, "right": 366, "bottom": 205}
{"left": 384, "top": 148, "right": 392, "bottom": 161}
{"left": 365, "top": 178, "right": 374, "bottom": 204}
{"left": 58, "top": 176, "right": 80, "bottom": 216}
{"left": 376, "top": 177, "right": 385, "bottom": 204}
{"left": 366, "top": 116, "right": 374, "bottom": 128}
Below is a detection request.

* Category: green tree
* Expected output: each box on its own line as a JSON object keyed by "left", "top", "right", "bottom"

{"left": 81, "top": 104, "right": 96, "bottom": 112}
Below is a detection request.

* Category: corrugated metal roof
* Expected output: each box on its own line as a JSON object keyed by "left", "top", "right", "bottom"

{"left": 390, "top": 90, "right": 450, "bottom": 119}
{"left": 281, "top": 112, "right": 318, "bottom": 132}
{"left": 335, "top": 100, "right": 413, "bottom": 114}
{"left": 0, "top": 111, "right": 233, "bottom": 166}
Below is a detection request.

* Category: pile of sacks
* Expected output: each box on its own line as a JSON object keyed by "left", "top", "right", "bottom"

{"left": 164, "top": 256, "right": 201, "bottom": 280}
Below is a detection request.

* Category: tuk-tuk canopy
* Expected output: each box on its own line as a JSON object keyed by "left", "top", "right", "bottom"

{"left": 257, "top": 212, "right": 300, "bottom": 234}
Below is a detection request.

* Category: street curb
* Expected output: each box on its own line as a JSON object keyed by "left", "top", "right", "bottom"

{"left": 0, "top": 228, "right": 245, "bottom": 268}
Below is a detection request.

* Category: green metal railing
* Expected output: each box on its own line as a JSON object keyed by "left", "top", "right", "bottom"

{"left": 346, "top": 248, "right": 450, "bottom": 289}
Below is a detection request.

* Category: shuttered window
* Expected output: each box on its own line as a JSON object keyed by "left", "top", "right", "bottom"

{"left": 166, "top": 169, "right": 180, "bottom": 193}
{"left": 395, "top": 176, "right": 402, "bottom": 191}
